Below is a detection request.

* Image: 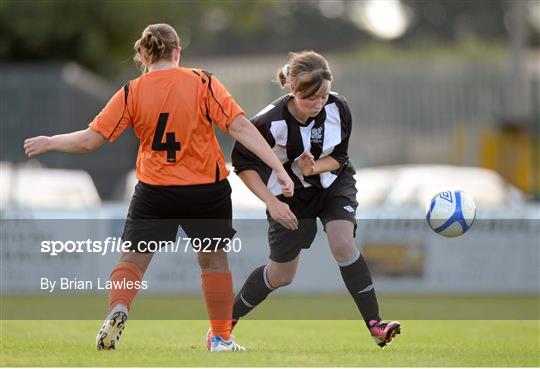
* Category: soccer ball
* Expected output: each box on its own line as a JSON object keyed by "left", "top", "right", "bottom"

{"left": 426, "top": 190, "right": 476, "bottom": 237}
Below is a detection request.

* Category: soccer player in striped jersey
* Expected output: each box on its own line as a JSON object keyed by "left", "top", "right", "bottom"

{"left": 23, "top": 23, "right": 294, "bottom": 353}
{"left": 224, "top": 51, "right": 400, "bottom": 348}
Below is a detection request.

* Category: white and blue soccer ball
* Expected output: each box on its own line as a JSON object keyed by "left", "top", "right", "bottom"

{"left": 426, "top": 190, "right": 476, "bottom": 237}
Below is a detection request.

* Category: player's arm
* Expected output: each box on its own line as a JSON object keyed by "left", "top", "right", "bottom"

{"left": 312, "top": 156, "right": 340, "bottom": 174}
{"left": 202, "top": 73, "right": 294, "bottom": 197}
{"left": 24, "top": 128, "right": 105, "bottom": 157}
{"left": 229, "top": 115, "right": 294, "bottom": 197}
{"left": 24, "top": 83, "right": 131, "bottom": 158}
{"left": 297, "top": 152, "right": 340, "bottom": 176}
{"left": 237, "top": 169, "right": 298, "bottom": 230}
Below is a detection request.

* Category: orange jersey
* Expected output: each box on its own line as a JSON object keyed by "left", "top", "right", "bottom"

{"left": 89, "top": 67, "right": 244, "bottom": 186}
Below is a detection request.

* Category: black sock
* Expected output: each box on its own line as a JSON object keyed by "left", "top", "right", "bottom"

{"left": 339, "top": 253, "right": 381, "bottom": 326}
{"left": 233, "top": 265, "right": 274, "bottom": 320}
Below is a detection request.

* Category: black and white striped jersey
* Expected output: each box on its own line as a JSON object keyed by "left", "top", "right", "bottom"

{"left": 232, "top": 92, "right": 353, "bottom": 196}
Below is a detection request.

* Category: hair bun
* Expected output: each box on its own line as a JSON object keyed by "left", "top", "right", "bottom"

{"left": 133, "top": 24, "right": 181, "bottom": 69}
{"left": 146, "top": 34, "right": 166, "bottom": 58}
{"left": 156, "top": 39, "right": 165, "bottom": 51}
{"left": 140, "top": 33, "right": 153, "bottom": 49}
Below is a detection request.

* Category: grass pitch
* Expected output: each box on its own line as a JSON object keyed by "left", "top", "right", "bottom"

{"left": 1, "top": 296, "right": 539, "bottom": 367}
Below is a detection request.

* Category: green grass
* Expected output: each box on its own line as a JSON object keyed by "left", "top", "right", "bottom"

{"left": 1, "top": 295, "right": 539, "bottom": 366}
{"left": 1, "top": 320, "right": 538, "bottom": 367}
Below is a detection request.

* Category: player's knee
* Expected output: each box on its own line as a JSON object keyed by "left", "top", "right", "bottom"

{"left": 119, "top": 252, "right": 153, "bottom": 273}
{"left": 330, "top": 240, "right": 358, "bottom": 264}
{"left": 197, "top": 249, "right": 229, "bottom": 272}
{"left": 268, "top": 269, "right": 295, "bottom": 288}
{"left": 272, "top": 275, "right": 294, "bottom": 288}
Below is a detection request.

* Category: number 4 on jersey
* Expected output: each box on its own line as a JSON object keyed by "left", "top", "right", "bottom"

{"left": 152, "top": 113, "right": 181, "bottom": 162}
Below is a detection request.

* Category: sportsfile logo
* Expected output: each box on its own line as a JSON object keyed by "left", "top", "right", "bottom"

{"left": 343, "top": 205, "right": 354, "bottom": 213}
{"left": 40, "top": 237, "right": 242, "bottom": 255}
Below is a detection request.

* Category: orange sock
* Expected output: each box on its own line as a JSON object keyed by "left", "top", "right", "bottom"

{"left": 201, "top": 271, "right": 234, "bottom": 340}
{"left": 108, "top": 261, "right": 144, "bottom": 312}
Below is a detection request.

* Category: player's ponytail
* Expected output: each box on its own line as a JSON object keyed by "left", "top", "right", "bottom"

{"left": 277, "top": 64, "right": 289, "bottom": 88}
{"left": 133, "top": 24, "right": 180, "bottom": 71}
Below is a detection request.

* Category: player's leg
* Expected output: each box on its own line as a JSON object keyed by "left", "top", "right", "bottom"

{"left": 97, "top": 182, "right": 178, "bottom": 350}
{"left": 96, "top": 251, "right": 153, "bottom": 350}
{"left": 198, "top": 249, "right": 233, "bottom": 338}
{"left": 199, "top": 249, "right": 246, "bottom": 352}
{"left": 321, "top": 172, "right": 381, "bottom": 324}
{"left": 326, "top": 220, "right": 387, "bottom": 326}
{"left": 232, "top": 255, "right": 301, "bottom": 320}
{"left": 108, "top": 251, "right": 153, "bottom": 311}
{"left": 325, "top": 219, "right": 400, "bottom": 347}
{"left": 326, "top": 220, "right": 380, "bottom": 323}
{"left": 320, "top": 170, "right": 401, "bottom": 347}
{"left": 97, "top": 217, "right": 178, "bottom": 350}
{"left": 232, "top": 212, "right": 316, "bottom": 322}
{"left": 183, "top": 179, "right": 244, "bottom": 351}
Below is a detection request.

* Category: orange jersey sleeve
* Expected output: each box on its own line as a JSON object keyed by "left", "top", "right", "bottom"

{"left": 200, "top": 72, "right": 244, "bottom": 132}
{"left": 89, "top": 84, "right": 132, "bottom": 142}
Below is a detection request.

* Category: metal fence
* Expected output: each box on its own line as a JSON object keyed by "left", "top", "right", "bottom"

{"left": 190, "top": 55, "right": 531, "bottom": 168}
{"left": 1, "top": 56, "right": 533, "bottom": 199}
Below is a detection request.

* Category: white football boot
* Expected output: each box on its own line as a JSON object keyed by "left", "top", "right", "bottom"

{"left": 206, "top": 319, "right": 238, "bottom": 351}
{"left": 209, "top": 336, "right": 245, "bottom": 352}
{"left": 96, "top": 305, "right": 128, "bottom": 350}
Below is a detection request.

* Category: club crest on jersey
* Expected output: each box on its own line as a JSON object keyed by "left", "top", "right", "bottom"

{"left": 343, "top": 205, "right": 355, "bottom": 213}
{"left": 311, "top": 127, "right": 323, "bottom": 145}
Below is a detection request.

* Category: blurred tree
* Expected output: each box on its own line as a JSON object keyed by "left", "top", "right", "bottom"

{"left": 0, "top": 0, "right": 528, "bottom": 77}
{"left": 402, "top": 0, "right": 508, "bottom": 43}
{"left": 0, "top": 0, "right": 366, "bottom": 76}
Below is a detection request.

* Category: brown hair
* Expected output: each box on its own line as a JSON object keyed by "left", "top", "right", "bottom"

{"left": 276, "top": 51, "right": 332, "bottom": 98}
{"left": 133, "top": 23, "right": 180, "bottom": 68}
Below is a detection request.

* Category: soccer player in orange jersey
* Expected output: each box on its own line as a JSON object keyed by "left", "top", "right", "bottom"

{"left": 24, "top": 23, "right": 294, "bottom": 352}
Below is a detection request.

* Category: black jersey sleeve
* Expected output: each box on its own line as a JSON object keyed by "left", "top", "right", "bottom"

{"left": 231, "top": 115, "right": 275, "bottom": 175}
{"left": 329, "top": 97, "right": 352, "bottom": 167}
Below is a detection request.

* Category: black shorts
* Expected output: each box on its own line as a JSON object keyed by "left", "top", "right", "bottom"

{"left": 122, "top": 179, "right": 236, "bottom": 253}
{"left": 268, "top": 169, "right": 358, "bottom": 263}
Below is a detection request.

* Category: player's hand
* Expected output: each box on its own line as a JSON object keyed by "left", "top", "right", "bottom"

{"left": 297, "top": 152, "right": 315, "bottom": 177}
{"left": 24, "top": 136, "right": 51, "bottom": 157}
{"left": 266, "top": 197, "right": 298, "bottom": 230}
{"left": 276, "top": 169, "right": 294, "bottom": 198}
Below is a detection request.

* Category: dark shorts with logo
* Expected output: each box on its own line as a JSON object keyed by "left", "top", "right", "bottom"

{"left": 122, "top": 179, "right": 236, "bottom": 253}
{"left": 268, "top": 169, "right": 358, "bottom": 263}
